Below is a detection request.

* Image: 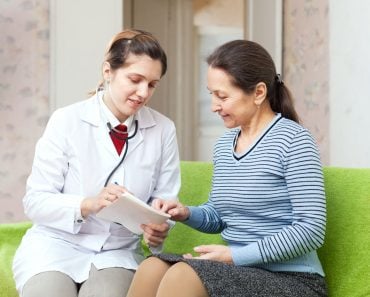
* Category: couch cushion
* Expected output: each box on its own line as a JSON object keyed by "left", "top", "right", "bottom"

{"left": 165, "top": 163, "right": 370, "bottom": 297}
{"left": 164, "top": 161, "right": 224, "bottom": 254}
{"left": 319, "top": 168, "right": 370, "bottom": 297}
{"left": 0, "top": 222, "right": 32, "bottom": 297}
{"left": 1, "top": 164, "right": 369, "bottom": 297}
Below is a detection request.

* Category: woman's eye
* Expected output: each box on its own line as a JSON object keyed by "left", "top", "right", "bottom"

{"left": 211, "top": 91, "right": 227, "bottom": 100}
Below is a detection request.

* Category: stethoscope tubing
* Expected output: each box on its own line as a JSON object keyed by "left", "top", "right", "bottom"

{"left": 104, "top": 120, "right": 138, "bottom": 186}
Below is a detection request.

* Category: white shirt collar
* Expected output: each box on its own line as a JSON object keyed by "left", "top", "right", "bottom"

{"left": 98, "top": 90, "right": 134, "bottom": 132}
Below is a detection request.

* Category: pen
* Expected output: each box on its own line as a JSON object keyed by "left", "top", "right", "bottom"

{"left": 113, "top": 181, "right": 122, "bottom": 226}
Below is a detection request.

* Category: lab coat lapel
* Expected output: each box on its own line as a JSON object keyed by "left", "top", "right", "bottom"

{"left": 79, "top": 95, "right": 120, "bottom": 160}
{"left": 96, "top": 122, "right": 121, "bottom": 159}
{"left": 79, "top": 99, "right": 157, "bottom": 160}
{"left": 125, "top": 107, "right": 156, "bottom": 157}
{"left": 125, "top": 124, "right": 143, "bottom": 156}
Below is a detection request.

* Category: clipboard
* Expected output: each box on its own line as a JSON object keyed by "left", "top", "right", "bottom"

{"left": 96, "top": 191, "right": 171, "bottom": 234}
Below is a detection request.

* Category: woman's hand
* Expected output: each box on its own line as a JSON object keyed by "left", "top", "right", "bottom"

{"left": 183, "top": 245, "right": 234, "bottom": 264}
{"left": 80, "top": 183, "right": 125, "bottom": 218}
{"left": 151, "top": 198, "right": 190, "bottom": 221}
{"left": 141, "top": 222, "right": 170, "bottom": 247}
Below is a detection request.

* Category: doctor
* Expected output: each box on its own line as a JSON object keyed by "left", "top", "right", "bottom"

{"left": 13, "top": 29, "right": 180, "bottom": 297}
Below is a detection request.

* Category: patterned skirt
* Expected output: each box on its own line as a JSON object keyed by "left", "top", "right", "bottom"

{"left": 154, "top": 253, "right": 327, "bottom": 297}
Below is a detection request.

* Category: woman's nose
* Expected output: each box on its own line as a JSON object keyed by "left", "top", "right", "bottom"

{"left": 211, "top": 98, "right": 221, "bottom": 112}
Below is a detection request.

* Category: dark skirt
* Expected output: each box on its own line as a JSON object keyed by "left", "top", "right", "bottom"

{"left": 154, "top": 253, "right": 327, "bottom": 297}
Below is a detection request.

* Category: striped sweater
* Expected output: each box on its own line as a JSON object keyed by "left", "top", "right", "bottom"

{"left": 185, "top": 114, "right": 326, "bottom": 275}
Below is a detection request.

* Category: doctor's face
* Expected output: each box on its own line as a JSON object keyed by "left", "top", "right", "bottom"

{"left": 103, "top": 53, "right": 162, "bottom": 122}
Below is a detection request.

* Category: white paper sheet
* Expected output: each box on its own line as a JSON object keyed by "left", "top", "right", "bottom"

{"left": 96, "top": 192, "right": 170, "bottom": 234}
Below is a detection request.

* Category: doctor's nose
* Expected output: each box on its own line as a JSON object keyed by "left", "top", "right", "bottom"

{"left": 136, "top": 84, "right": 149, "bottom": 99}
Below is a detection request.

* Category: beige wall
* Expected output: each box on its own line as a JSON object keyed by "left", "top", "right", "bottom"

{"left": 193, "top": 0, "right": 244, "bottom": 27}
{"left": 0, "top": 0, "right": 50, "bottom": 222}
{"left": 0, "top": 0, "right": 123, "bottom": 223}
{"left": 1, "top": 0, "right": 368, "bottom": 223}
{"left": 284, "top": 0, "right": 330, "bottom": 164}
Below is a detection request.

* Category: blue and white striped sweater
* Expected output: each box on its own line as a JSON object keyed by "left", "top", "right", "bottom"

{"left": 185, "top": 114, "right": 326, "bottom": 275}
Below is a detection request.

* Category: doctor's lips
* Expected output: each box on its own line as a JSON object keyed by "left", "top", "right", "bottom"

{"left": 128, "top": 98, "right": 144, "bottom": 106}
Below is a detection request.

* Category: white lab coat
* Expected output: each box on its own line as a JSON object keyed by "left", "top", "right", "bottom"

{"left": 12, "top": 94, "right": 180, "bottom": 293}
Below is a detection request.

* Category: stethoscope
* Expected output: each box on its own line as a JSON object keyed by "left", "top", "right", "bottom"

{"left": 104, "top": 119, "right": 138, "bottom": 186}
{"left": 97, "top": 89, "right": 139, "bottom": 186}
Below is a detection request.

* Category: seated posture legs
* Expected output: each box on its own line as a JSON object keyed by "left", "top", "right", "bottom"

{"left": 126, "top": 257, "right": 209, "bottom": 297}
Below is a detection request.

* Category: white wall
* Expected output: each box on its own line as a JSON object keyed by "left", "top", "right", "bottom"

{"left": 246, "top": 0, "right": 282, "bottom": 74}
{"left": 50, "top": 0, "right": 123, "bottom": 110}
{"left": 329, "top": 0, "right": 370, "bottom": 167}
{"left": 195, "top": 0, "right": 283, "bottom": 161}
{"left": 49, "top": 0, "right": 370, "bottom": 167}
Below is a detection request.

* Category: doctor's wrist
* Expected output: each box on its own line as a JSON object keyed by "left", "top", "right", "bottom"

{"left": 80, "top": 198, "right": 93, "bottom": 218}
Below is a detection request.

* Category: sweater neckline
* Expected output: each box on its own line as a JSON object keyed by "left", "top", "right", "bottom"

{"left": 232, "top": 114, "right": 282, "bottom": 161}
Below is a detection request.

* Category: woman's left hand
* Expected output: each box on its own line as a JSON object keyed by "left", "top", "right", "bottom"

{"left": 183, "top": 244, "right": 234, "bottom": 264}
{"left": 141, "top": 222, "right": 170, "bottom": 247}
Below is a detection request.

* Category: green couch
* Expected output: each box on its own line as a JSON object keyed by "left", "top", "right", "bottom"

{"left": 1, "top": 162, "right": 369, "bottom": 297}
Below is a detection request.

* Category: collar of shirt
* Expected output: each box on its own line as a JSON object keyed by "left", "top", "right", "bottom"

{"left": 98, "top": 90, "right": 134, "bottom": 133}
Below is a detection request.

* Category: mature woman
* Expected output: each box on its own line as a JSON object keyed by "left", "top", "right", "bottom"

{"left": 127, "top": 40, "right": 327, "bottom": 297}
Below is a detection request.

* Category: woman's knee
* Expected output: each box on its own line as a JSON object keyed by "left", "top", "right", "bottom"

{"left": 158, "top": 262, "right": 208, "bottom": 297}
{"left": 163, "top": 262, "right": 191, "bottom": 281}
{"left": 164, "top": 263, "right": 206, "bottom": 288}
{"left": 136, "top": 257, "right": 171, "bottom": 274}
{"left": 126, "top": 257, "right": 171, "bottom": 297}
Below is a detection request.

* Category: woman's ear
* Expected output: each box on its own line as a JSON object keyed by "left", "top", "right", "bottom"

{"left": 102, "top": 62, "right": 111, "bottom": 82}
{"left": 254, "top": 82, "right": 267, "bottom": 107}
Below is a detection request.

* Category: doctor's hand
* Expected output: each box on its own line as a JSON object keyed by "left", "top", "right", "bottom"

{"left": 80, "top": 183, "right": 126, "bottom": 218}
{"left": 152, "top": 198, "right": 190, "bottom": 222}
{"left": 141, "top": 222, "right": 170, "bottom": 247}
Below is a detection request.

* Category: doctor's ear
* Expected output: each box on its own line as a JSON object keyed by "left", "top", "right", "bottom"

{"left": 102, "top": 62, "right": 111, "bottom": 82}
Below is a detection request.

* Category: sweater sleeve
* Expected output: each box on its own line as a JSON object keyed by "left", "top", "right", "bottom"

{"left": 254, "top": 129, "right": 326, "bottom": 264}
{"left": 183, "top": 203, "right": 227, "bottom": 234}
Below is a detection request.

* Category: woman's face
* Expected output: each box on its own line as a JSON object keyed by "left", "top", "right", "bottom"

{"left": 207, "top": 66, "right": 259, "bottom": 129}
{"left": 103, "top": 53, "right": 162, "bottom": 122}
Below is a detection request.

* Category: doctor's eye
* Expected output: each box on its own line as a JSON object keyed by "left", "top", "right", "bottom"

{"left": 149, "top": 82, "right": 158, "bottom": 89}
{"left": 129, "top": 77, "right": 140, "bottom": 84}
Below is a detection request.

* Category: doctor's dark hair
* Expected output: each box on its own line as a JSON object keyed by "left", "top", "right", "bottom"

{"left": 92, "top": 29, "right": 167, "bottom": 94}
{"left": 206, "top": 40, "right": 299, "bottom": 123}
